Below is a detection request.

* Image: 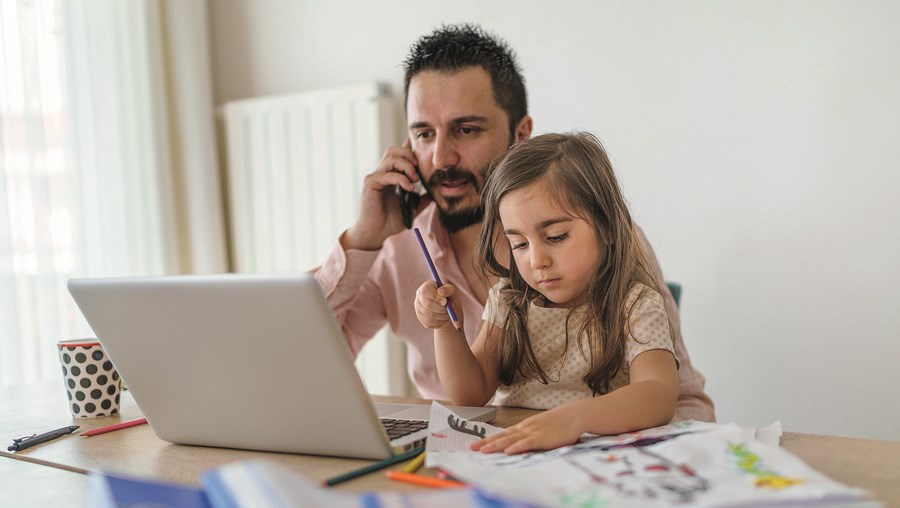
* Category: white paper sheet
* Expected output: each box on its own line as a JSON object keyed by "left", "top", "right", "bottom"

{"left": 425, "top": 403, "right": 875, "bottom": 508}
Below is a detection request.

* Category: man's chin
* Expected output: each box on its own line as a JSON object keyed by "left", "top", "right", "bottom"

{"left": 438, "top": 206, "right": 484, "bottom": 234}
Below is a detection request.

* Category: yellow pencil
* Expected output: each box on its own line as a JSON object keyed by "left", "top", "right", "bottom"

{"left": 401, "top": 451, "right": 426, "bottom": 473}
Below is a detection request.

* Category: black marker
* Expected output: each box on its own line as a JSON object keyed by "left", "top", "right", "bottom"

{"left": 447, "top": 415, "right": 486, "bottom": 438}
{"left": 8, "top": 425, "right": 79, "bottom": 452}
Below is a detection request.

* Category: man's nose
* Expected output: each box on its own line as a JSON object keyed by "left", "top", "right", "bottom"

{"left": 432, "top": 133, "right": 460, "bottom": 170}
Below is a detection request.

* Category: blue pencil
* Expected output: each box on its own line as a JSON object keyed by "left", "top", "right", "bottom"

{"left": 413, "top": 228, "right": 461, "bottom": 332}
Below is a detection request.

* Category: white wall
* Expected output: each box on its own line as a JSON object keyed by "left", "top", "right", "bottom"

{"left": 209, "top": 0, "right": 900, "bottom": 441}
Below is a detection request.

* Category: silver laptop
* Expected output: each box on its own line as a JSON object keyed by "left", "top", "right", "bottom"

{"left": 67, "top": 273, "right": 495, "bottom": 460}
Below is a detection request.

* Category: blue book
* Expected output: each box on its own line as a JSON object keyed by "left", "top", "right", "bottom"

{"left": 87, "top": 472, "right": 212, "bottom": 508}
{"left": 86, "top": 460, "right": 535, "bottom": 508}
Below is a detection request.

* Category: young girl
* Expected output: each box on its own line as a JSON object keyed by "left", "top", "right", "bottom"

{"left": 415, "top": 132, "right": 679, "bottom": 455}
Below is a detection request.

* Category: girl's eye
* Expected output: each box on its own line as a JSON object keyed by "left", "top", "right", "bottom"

{"left": 511, "top": 241, "right": 527, "bottom": 250}
{"left": 547, "top": 233, "right": 568, "bottom": 243}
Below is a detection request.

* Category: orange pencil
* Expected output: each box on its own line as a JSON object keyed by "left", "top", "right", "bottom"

{"left": 385, "top": 470, "right": 466, "bottom": 489}
{"left": 80, "top": 418, "right": 148, "bottom": 437}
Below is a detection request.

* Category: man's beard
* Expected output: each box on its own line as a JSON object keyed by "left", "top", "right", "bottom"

{"left": 427, "top": 166, "right": 484, "bottom": 233}
{"left": 439, "top": 205, "right": 484, "bottom": 233}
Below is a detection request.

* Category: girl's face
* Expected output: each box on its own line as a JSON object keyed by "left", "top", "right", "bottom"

{"left": 499, "top": 182, "right": 605, "bottom": 307}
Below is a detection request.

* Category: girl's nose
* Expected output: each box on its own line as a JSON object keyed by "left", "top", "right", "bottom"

{"left": 530, "top": 247, "right": 551, "bottom": 270}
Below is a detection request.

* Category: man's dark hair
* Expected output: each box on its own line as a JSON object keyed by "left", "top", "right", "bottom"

{"left": 403, "top": 24, "right": 527, "bottom": 138}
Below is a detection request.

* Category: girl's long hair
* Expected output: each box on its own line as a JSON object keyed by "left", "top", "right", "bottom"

{"left": 475, "top": 132, "right": 662, "bottom": 395}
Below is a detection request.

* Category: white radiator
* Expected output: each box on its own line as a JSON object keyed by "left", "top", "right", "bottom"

{"left": 220, "top": 82, "right": 407, "bottom": 395}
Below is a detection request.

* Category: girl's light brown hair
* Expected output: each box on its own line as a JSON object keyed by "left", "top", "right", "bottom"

{"left": 476, "top": 132, "right": 661, "bottom": 394}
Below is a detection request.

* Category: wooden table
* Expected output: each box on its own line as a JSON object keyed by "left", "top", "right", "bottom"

{"left": 0, "top": 456, "right": 88, "bottom": 508}
{"left": 2, "top": 382, "right": 898, "bottom": 506}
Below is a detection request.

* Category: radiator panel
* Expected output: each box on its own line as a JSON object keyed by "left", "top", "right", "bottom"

{"left": 220, "top": 83, "right": 407, "bottom": 395}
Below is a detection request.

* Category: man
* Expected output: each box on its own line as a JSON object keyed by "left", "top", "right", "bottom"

{"left": 313, "top": 24, "right": 714, "bottom": 421}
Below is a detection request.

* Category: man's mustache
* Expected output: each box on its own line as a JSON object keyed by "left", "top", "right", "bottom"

{"left": 427, "top": 167, "right": 479, "bottom": 190}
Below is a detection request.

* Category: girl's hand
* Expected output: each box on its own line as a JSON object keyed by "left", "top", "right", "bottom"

{"left": 415, "top": 281, "right": 463, "bottom": 331}
{"left": 471, "top": 406, "right": 582, "bottom": 454}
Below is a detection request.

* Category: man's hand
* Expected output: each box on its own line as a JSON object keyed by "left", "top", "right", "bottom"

{"left": 342, "top": 140, "right": 428, "bottom": 251}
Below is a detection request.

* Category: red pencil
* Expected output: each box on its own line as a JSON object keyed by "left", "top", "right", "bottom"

{"left": 80, "top": 418, "right": 148, "bottom": 437}
{"left": 436, "top": 468, "right": 462, "bottom": 482}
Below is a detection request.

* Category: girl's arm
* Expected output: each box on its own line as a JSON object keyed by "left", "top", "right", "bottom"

{"left": 473, "top": 348, "right": 678, "bottom": 454}
{"left": 415, "top": 281, "right": 501, "bottom": 406}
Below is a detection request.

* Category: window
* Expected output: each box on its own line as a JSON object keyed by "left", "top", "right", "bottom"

{"left": 1, "top": 0, "right": 221, "bottom": 386}
{"left": 1, "top": 0, "right": 82, "bottom": 385}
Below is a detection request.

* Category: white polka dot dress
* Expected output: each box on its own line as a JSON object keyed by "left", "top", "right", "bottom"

{"left": 483, "top": 281, "right": 678, "bottom": 410}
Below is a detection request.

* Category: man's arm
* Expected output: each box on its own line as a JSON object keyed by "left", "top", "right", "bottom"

{"left": 309, "top": 142, "right": 428, "bottom": 355}
{"left": 309, "top": 234, "right": 388, "bottom": 356}
{"left": 635, "top": 225, "right": 716, "bottom": 422}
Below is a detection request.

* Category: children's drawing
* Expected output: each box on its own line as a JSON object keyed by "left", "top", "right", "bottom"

{"left": 728, "top": 442, "right": 804, "bottom": 489}
{"left": 577, "top": 431, "right": 696, "bottom": 453}
{"left": 475, "top": 444, "right": 578, "bottom": 469}
{"left": 426, "top": 404, "right": 869, "bottom": 508}
{"left": 564, "top": 441, "right": 710, "bottom": 503}
{"left": 577, "top": 419, "right": 699, "bottom": 448}
{"left": 558, "top": 489, "right": 609, "bottom": 508}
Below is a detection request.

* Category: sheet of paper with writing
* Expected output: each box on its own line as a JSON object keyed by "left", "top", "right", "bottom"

{"left": 424, "top": 401, "right": 500, "bottom": 456}
{"left": 425, "top": 402, "right": 878, "bottom": 508}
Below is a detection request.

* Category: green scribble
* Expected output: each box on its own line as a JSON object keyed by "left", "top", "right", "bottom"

{"left": 728, "top": 442, "right": 804, "bottom": 489}
{"left": 559, "top": 489, "right": 609, "bottom": 508}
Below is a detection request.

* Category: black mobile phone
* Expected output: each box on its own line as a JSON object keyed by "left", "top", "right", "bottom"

{"left": 397, "top": 167, "right": 427, "bottom": 229}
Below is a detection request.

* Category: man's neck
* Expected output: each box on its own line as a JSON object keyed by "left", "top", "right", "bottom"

{"left": 447, "top": 223, "right": 481, "bottom": 261}
{"left": 447, "top": 223, "right": 497, "bottom": 304}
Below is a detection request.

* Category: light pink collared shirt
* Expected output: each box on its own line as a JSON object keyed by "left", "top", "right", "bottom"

{"left": 312, "top": 204, "right": 715, "bottom": 422}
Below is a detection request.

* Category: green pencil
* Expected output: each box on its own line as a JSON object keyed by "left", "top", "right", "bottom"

{"left": 323, "top": 446, "right": 425, "bottom": 487}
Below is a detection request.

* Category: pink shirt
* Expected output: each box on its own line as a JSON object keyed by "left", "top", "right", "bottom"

{"left": 313, "top": 204, "right": 715, "bottom": 422}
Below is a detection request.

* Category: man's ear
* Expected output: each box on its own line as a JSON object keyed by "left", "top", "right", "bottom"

{"left": 514, "top": 115, "right": 533, "bottom": 144}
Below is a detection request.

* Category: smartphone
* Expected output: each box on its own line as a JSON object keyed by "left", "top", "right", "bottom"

{"left": 397, "top": 174, "right": 427, "bottom": 229}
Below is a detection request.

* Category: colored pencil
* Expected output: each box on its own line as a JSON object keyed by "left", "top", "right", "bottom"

{"left": 323, "top": 446, "right": 424, "bottom": 487}
{"left": 401, "top": 451, "right": 426, "bottom": 473}
{"left": 385, "top": 470, "right": 466, "bottom": 489}
{"left": 79, "top": 418, "right": 148, "bottom": 437}
{"left": 436, "top": 468, "right": 462, "bottom": 482}
{"left": 413, "top": 227, "right": 461, "bottom": 331}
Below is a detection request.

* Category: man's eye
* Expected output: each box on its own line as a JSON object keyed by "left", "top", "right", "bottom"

{"left": 459, "top": 127, "right": 478, "bottom": 135}
{"left": 415, "top": 131, "right": 432, "bottom": 140}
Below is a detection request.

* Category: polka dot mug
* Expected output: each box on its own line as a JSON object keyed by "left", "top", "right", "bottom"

{"left": 57, "top": 339, "right": 121, "bottom": 417}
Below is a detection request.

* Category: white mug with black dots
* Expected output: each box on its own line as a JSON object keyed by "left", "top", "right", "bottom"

{"left": 57, "top": 339, "right": 121, "bottom": 417}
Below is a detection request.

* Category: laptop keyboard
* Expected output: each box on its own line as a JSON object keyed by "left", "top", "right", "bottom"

{"left": 380, "top": 418, "right": 429, "bottom": 440}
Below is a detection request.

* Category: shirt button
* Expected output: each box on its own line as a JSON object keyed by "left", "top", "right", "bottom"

{"left": 333, "top": 260, "right": 343, "bottom": 271}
